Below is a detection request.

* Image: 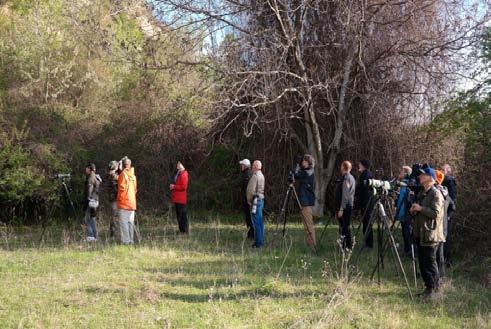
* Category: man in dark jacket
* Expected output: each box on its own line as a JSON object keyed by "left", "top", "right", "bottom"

{"left": 410, "top": 166, "right": 445, "bottom": 298}
{"left": 335, "top": 161, "right": 356, "bottom": 250}
{"left": 84, "top": 163, "right": 102, "bottom": 242}
{"left": 294, "top": 154, "right": 317, "bottom": 251}
{"left": 442, "top": 164, "right": 457, "bottom": 267}
{"left": 355, "top": 159, "right": 374, "bottom": 248}
{"left": 107, "top": 161, "right": 119, "bottom": 238}
{"left": 239, "top": 159, "right": 254, "bottom": 239}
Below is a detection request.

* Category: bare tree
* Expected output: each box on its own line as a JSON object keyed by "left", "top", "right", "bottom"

{"left": 155, "top": 0, "right": 488, "bottom": 215}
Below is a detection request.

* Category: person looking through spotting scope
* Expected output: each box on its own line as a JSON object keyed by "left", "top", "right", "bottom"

{"left": 239, "top": 159, "right": 254, "bottom": 240}
{"left": 294, "top": 154, "right": 317, "bottom": 251}
{"left": 247, "top": 160, "right": 265, "bottom": 248}
{"left": 395, "top": 165, "right": 413, "bottom": 257}
{"left": 355, "top": 159, "right": 374, "bottom": 248}
{"left": 107, "top": 161, "right": 120, "bottom": 238}
{"left": 117, "top": 157, "right": 137, "bottom": 244}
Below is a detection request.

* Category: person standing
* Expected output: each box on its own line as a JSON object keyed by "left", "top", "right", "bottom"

{"left": 239, "top": 159, "right": 254, "bottom": 239}
{"left": 410, "top": 166, "right": 445, "bottom": 298}
{"left": 170, "top": 161, "right": 189, "bottom": 234}
{"left": 435, "top": 170, "right": 451, "bottom": 282}
{"left": 247, "top": 160, "right": 265, "bottom": 248}
{"left": 117, "top": 157, "right": 137, "bottom": 244}
{"left": 335, "top": 161, "right": 356, "bottom": 250}
{"left": 395, "top": 165, "right": 413, "bottom": 256}
{"left": 294, "top": 154, "right": 317, "bottom": 251}
{"left": 441, "top": 163, "right": 457, "bottom": 267}
{"left": 84, "top": 163, "right": 102, "bottom": 242}
{"left": 355, "top": 159, "right": 374, "bottom": 248}
{"left": 107, "top": 161, "right": 120, "bottom": 238}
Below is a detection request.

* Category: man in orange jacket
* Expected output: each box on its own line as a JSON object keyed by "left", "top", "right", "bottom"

{"left": 117, "top": 157, "right": 137, "bottom": 244}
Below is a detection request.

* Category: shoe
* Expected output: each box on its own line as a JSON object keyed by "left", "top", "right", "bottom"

{"left": 251, "top": 244, "right": 263, "bottom": 249}
{"left": 86, "top": 237, "right": 96, "bottom": 242}
{"left": 417, "top": 288, "right": 436, "bottom": 299}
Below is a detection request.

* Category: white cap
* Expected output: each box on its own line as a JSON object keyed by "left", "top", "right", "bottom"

{"left": 239, "top": 159, "right": 251, "bottom": 167}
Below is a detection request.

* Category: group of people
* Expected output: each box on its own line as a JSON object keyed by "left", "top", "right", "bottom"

{"left": 239, "top": 155, "right": 457, "bottom": 299}
{"left": 84, "top": 153, "right": 456, "bottom": 298}
{"left": 83, "top": 158, "right": 190, "bottom": 244}
{"left": 332, "top": 160, "right": 456, "bottom": 298}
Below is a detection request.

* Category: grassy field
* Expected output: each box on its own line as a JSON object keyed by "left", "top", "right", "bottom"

{"left": 0, "top": 214, "right": 489, "bottom": 328}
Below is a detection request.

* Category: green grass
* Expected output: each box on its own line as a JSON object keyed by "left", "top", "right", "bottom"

{"left": 0, "top": 215, "right": 489, "bottom": 328}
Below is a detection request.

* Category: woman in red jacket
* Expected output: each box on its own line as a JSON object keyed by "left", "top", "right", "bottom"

{"left": 170, "top": 161, "right": 189, "bottom": 234}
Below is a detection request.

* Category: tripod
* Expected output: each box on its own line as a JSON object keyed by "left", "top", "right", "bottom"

{"left": 354, "top": 189, "right": 414, "bottom": 300}
{"left": 39, "top": 177, "right": 77, "bottom": 244}
{"left": 274, "top": 182, "right": 318, "bottom": 254}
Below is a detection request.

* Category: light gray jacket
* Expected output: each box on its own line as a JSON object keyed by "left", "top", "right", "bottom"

{"left": 246, "top": 170, "right": 265, "bottom": 204}
{"left": 341, "top": 173, "right": 356, "bottom": 210}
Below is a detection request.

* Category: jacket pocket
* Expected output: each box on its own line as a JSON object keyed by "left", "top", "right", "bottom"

{"left": 422, "top": 220, "right": 438, "bottom": 243}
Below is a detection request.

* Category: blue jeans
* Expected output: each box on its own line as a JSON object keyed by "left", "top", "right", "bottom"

{"left": 85, "top": 208, "right": 97, "bottom": 239}
{"left": 251, "top": 198, "right": 264, "bottom": 247}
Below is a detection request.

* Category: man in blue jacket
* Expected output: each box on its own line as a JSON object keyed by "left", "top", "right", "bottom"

{"left": 294, "top": 154, "right": 317, "bottom": 251}
{"left": 395, "top": 166, "right": 413, "bottom": 256}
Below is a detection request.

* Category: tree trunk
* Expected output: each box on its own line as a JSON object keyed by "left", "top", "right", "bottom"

{"left": 313, "top": 47, "right": 355, "bottom": 217}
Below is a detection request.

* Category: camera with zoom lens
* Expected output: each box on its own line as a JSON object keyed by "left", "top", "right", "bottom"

{"left": 366, "top": 178, "right": 393, "bottom": 191}
{"left": 53, "top": 173, "right": 71, "bottom": 180}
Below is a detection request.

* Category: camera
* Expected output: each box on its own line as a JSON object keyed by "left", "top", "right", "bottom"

{"left": 287, "top": 171, "right": 295, "bottom": 184}
{"left": 366, "top": 178, "right": 392, "bottom": 191}
{"left": 53, "top": 173, "right": 71, "bottom": 180}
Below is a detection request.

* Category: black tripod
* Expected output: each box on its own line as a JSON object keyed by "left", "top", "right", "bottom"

{"left": 354, "top": 189, "right": 414, "bottom": 300}
{"left": 39, "top": 175, "right": 77, "bottom": 244}
{"left": 274, "top": 181, "right": 318, "bottom": 254}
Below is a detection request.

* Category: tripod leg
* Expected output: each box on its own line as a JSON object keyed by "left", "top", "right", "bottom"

{"left": 381, "top": 208, "right": 414, "bottom": 300}
{"left": 353, "top": 203, "right": 379, "bottom": 267}
{"left": 278, "top": 186, "right": 292, "bottom": 237}
{"left": 353, "top": 195, "right": 373, "bottom": 240}
{"left": 411, "top": 243, "right": 418, "bottom": 289}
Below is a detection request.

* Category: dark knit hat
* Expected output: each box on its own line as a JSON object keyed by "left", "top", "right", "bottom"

{"left": 360, "top": 159, "right": 371, "bottom": 169}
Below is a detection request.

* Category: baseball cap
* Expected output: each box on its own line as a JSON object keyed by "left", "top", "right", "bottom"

{"left": 239, "top": 159, "right": 251, "bottom": 167}
{"left": 418, "top": 166, "right": 436, "bottom": 180}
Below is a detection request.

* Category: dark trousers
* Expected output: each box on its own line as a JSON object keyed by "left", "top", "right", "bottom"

{"left": 444, "top": 217, "right": 453, "bottom": 265}
{"left": 338, "top": 205, "right": 352, "bottom": 249}
{"left": 401, "top": 219, "right": 413, "bottom": 255}
{"left": 362, "top": 204, "right": 374, "bottom": 248}
{"left": 417, "top": 243, "right": 439, "bottom": 291}
{"left": 175, "top": 203, "right": 189, "bottom": 233}
{"left": 436, "top": 242, "right": 445, "bottom": 279}
{"left": 243, "top": 201, "right": 254, "bottom": 238}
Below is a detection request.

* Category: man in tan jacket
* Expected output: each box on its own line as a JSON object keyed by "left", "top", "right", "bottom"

{"left": 410, "top": 166, "right": 445, "bottom": 298}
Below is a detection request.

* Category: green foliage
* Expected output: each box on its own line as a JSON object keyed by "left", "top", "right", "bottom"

{"left": 0, "top": 124, "right": 67, "bottom": 220}
{"left": 0, "top": 143, "right": 43, "bottom": 202}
